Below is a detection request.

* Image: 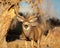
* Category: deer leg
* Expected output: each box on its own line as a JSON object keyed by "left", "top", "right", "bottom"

{"left": 19, "top": 32, "right": 26, "bottom": 40}
{"left": 31, "top": 40, "right": 34, "bottom": 48}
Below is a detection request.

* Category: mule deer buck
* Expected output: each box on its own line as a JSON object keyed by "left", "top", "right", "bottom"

{"left": 15, "top": 13, "right": 46, "bottom": 48}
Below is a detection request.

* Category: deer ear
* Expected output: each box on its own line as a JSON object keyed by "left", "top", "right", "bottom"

{"left": 17, "top": 16, "right": 24, "bottom": 22}
{"left": 10, "top": 18, "right": 17, "bottom": 30}
{"left": 31, "top": 22, "right": 38, "bottom": 26}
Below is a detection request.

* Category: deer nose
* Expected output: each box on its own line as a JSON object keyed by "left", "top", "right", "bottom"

{"left": 24, "top": 25, "right": 28, "bottom": 29}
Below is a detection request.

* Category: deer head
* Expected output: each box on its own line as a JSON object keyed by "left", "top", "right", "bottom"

{"left": 17, "top": 15, "right": 39, "bottom": 37}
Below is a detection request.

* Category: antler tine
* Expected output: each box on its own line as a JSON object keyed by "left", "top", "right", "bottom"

{"left": 28, "top": 15, "right": 37, "bottom": 20}
{"left": 17, "top": 15, "right": 25, "bottom": 19}
{"left": 17, "top": 15, "right": 25, "bottom": 22}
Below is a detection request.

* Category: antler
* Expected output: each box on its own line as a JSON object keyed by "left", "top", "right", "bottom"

{"left": 17, "top": 15, "right": 25, "bottom": 22}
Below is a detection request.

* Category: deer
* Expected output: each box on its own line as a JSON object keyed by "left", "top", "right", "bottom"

{"left": 14, "top": 13, "right": 47, "bottom": 48}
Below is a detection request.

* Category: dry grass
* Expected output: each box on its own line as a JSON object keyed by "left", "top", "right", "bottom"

{"left": 0, "top": 4, "right": 16, "bottom": 48}
{"left": 41, "top": 27, "right": 60, "bottom": 48}
{"left": 7, "top": 40, "right": 37, "bottom": 48}
{"left": 7, "top": 27, "right": 60, "bottom": 48}
{"left": 0, "top": 0, "right": 60, "bottom": 48}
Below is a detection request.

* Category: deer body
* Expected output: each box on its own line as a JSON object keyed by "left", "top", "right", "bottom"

{"left": 17, "top": 15, "right": 43, "bottom": 42}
